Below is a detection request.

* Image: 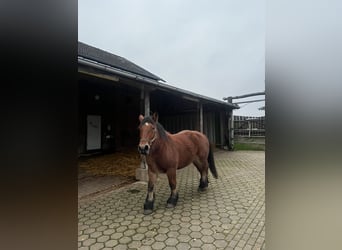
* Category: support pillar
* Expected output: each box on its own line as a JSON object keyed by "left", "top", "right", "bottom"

{"left": 144, "top": 89, "right": 150, "bottom": 116}
{"left": 219, "top": 111, "right": 225, "bottom": 149}
{"left": 136, "top": 85, "right": 151, "bottom": 182}
{"left": 198, "top": 102, "right": 203, "bottom": 133}
{"left": 228, "top": 110, "right": 234, "bottom": 150}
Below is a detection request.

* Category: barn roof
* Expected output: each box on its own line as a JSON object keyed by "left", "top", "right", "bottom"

{"left": 78, "top": 42, "right": 164, "bottom": 82}
{"left": 78, "top": 41, "right": 238, "bottom": 109}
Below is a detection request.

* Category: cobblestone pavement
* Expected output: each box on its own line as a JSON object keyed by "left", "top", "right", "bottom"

{"left": 78, "top": 150, "right": 265, "bottom": 250}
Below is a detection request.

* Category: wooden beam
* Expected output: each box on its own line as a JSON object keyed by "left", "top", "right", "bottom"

{"left": 144, "top": 88, "right": 150, "bottom": 117}
{"left": 228, "top": 110, "right": 234, "bottom": 150}
{"left": 223, "top": 91, "right": 265, "bottom": 100}
{"left": 220, "top": 111, "right": 225, "bottom": 148}
{"left": 234, "top": 99, "right": 265, "bottom": 104}
{"left": 199, "top": 102, "right": 203, "bottom": 133}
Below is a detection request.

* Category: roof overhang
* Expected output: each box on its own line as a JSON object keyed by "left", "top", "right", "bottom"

{"left": 78, "top": 56, "right": 239, "bottom": 110}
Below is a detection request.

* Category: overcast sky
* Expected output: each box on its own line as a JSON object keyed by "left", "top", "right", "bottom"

{"left": 78, "top": 0, "right": 265, "bottom": 116}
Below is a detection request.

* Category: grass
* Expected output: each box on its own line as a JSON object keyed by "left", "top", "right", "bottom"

{"left": 234, "top": 143, "right": 265, "bottom": 151}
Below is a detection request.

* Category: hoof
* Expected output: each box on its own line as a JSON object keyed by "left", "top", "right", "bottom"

{"left": 166, "top": 194, "right": 178, "bottom": 208}
{"left": 144, "top": 200, "right": 154, "bottom": 212}
{"left": 143, "top": 209, "right": 153, "bottom": 215}
{"left": 166, "top": 203, "right": 176, "bottom": 208}
{"left": 198, "top": 186, "right": 208, "bottom": 192}
{"left": 198, "top": 178, "right": 208, "bottom": 191}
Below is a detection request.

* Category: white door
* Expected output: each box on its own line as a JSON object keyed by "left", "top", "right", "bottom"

{"left": 87, "top": 115, "right": 101, "bottom": 150}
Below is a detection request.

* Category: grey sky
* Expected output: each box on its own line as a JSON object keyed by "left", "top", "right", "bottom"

{"left": 78, "top": 0, "right": 265, "bottom": 116}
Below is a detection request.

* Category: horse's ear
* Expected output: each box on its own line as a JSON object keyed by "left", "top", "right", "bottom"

{"left": 152, "top": 112, "right": 159, "bottom": 122}
{"left": 139, "top": 115, "right": 144, "bottom": 122}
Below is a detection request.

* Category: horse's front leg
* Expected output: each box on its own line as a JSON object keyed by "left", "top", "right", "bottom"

{"left": 166, "top": 168, "right": 178, "bottom": 208}
{"left": 144, "top": 170, "right": 157, "bottom": 215}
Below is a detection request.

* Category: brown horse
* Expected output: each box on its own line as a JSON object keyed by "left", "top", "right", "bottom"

{"left": 138, "top": 112, "right": 218, "bottom": 215}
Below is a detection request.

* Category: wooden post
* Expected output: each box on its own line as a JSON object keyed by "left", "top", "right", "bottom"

{"left": 136, "top": 85, "right": 150, "bottom": 182}
{"left": 220, "top": 111, "right": 225, "bottom": 149}
{"left": 229, "top": 97, "right": 233, "bottom": 149}
{"left": 225, "top": 96, "right": 235, "bottom": 150}
{"left": 144, "top": 89, "right": 150, "bottom": 117}
{"left": 248, "top": 120, "right": 251, "bottom": 138}
{"left": 198, "top": 102, "right": 203, "bottom": 133}
{"left": 140, "top": 85, "right": 145, "bottom": 114}
{"left": 229, "top": 113, "right": 234, "bottom": 150}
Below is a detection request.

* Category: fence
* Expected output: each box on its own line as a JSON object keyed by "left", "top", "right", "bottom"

{"left": 234, "top": 115, "right": 265, "bottom": 137}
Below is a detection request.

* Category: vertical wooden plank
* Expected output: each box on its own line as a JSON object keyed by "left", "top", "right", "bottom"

{"left": 228, "top": 110, "right": 234, "bottom": 150}
{"left": 199, "top": 102, "right": 203, "bottom": 133}
{"left": 140, "top": 85, "right": 144, "bottom": 115}
{"left": 144, "top": 89, "right": 150, "bottom": 117}
{"left": 248, "top": 120, "right": 251, "bottom": 138}
{"left": 220, "top": 111, "right": 225, "bottom": 148}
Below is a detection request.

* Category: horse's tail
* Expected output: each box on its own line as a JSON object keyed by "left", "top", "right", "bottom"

{"left": 208, "top": 145, "right": 218, "bottom": 179}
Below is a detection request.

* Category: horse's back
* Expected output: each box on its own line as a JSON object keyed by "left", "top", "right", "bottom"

{"left": 170, "top": 130, "right": 209, "bottom": 168}
{"left": 173, "top": 130, "right": 209, "bottom": 144}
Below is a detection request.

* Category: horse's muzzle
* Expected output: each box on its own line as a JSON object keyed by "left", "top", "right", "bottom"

{"left": 138, "top": 144, "right": 150, "bottom": 155}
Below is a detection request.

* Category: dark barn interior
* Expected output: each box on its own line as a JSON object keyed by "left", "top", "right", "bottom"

{"left": 78, "top": 74, "right": 141, "bottom": 155}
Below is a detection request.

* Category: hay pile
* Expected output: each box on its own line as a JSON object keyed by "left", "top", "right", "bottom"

{"left": 79, "top": 148, "right": 141, "bottom": 178}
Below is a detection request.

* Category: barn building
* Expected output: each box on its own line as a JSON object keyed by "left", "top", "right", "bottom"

{"left": 78, "top": 41, "right": 239, "bottom": 155}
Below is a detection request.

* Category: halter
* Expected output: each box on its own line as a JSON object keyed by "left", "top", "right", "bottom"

{"left": 139, "top": 126, "right": 158, "bottom": 147}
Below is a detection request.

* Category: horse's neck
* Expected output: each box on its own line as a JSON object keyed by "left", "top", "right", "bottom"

{"left": 152, "top": 133, "right": 170, "bottom": 153}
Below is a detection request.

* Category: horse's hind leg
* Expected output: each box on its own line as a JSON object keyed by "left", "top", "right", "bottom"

{"left": 166, "top": 168, "right": 178, "bottom": 208}
{"left": 193, "top": 158, "right": 209, "bottom": 191}
{"left": 144, "top": 170, "right": 157, "bottom": 215}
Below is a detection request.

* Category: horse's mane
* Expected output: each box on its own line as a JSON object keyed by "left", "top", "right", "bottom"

{"left": 140, "top": 116, "right": 168, "bottom": 141}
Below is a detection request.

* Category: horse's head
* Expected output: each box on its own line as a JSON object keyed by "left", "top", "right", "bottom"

{"left": 138, "top": 113, "right": 159, "bottom": 155}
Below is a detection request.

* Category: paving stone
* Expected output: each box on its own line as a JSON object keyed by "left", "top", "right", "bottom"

{"left": 111, "top": 232, "right": 123, "bottom": 240}
{"left": 96, "top": 235, "right": 109, "bottom": 243}
{"left": 214, "top": 239, "right": 228, "bottom": 248}
{"left": 154, "top": 233, "right": 168, "bottom": 242}
{"left": 78, "top": 235, "right": 89, "bottom": 242}
{"left": 90, "top": 242, "right": 104, "bottom": 250}
{"left": 82, "top": 238, "right": 96, "bottom": 247}
{"left": 151, "top": 241, "right": 166, "bottom": 249}
{"left": 123, "top": 229, "right": 136, "bottom": 237}
{"left": 165, "top": 237, "right": 178, "bottom": 246}
{"left": 169, "top": 224, "right": 181, "bottom": 231}
{"left": 201, "top": 244, "right": 217, "bottom": 250}
{"left": 113, "top": 244, "right": 128, "bottom": 250}
{"left": 189, "top": 238, "right": 202, "bottom": 247}
{"left": 163, "top": 246, "right": 177, "bottom": 250}
{"left": 105, "top": 239, "right": 118, "bottom": 247}
{"left": 179, "top": 228, "right": 191, "bottom": 235}
{"left": 141, "top": 237, "right": 155, "bottom": 246}
{"left": 244, "top": 244, "right": 253, "bottom": 250}
{"left": 189, "top": 225, "right": 201, "bottom": 232}
{"left": 157, "top": 227, "right": 168, "bottom": 234}
{"left": 202, "top": 235, "right": 215, "bottom": 243}
{"left": 116, "top": 226, "right": 128, "bottom": 233}
{"left": 176, "top": 242, "right": 191, "bottom": 250}
{"left": 78, "top": 151, "right": 265, "bottom": 250}
{"left": 189, "top": 231, "right": 202, "bottom": 239}
{"left": 178, "top": 234, "right": 191, "bottom": 242}
{"left": 119, "top": 236, "right": 132, "bottom": 244}
{"left": 213, "top": 232, "right": 226, "bottom": 240}
{"left": 128, "top": 240, "right": 142, "bottom": 249}
{"left": 103, "top": 228, "right": 115, "bottom": 235}
{"left": 167, "top": 231, "right": 180, "bottom": 238}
